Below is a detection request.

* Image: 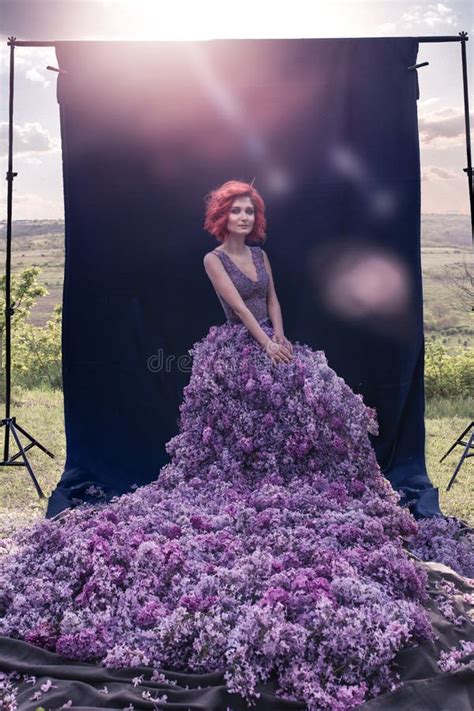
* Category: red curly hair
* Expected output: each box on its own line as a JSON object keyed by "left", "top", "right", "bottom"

{"left": 203, "top": 179, "right": 267, "bottom": 244}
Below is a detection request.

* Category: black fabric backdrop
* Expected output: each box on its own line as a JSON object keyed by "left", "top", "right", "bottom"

{"left": 45, "top": 38, "right": 441, "bottom": 519}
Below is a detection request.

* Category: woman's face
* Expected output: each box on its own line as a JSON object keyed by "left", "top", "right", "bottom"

{"left": 225, "top": 196, "right": 255, "bottom": 238}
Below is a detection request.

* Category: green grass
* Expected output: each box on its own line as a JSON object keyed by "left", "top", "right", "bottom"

{"left": 425, "top": 395, "right": 473, "bottom": 420}
{"left": 0, "top": 388, "right": 66, "bottom": 535}
{"left": 0, "top": 388, "right": 472, "bottom": 537}
{"left": 425, "top": 413, "right": 473, "bottom": 526}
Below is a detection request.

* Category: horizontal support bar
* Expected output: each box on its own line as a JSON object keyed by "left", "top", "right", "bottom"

{"left": 6, "top": 35, "right": 470, "bottom": 48}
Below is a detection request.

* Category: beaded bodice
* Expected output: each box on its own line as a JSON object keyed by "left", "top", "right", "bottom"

{"left": 211, "top": 245, "right": 270, "bottom": 325}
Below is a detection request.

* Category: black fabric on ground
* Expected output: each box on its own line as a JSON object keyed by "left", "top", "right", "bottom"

{"left": 1, "top": 558, "right": 472, "bottom": 710}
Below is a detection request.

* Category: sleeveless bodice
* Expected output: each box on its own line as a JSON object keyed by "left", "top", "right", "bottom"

{"left": 211, "top": 245, "right": 270, "bottom": 325}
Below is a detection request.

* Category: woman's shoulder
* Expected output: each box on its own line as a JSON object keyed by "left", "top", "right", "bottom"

{"left": 203, "top": 250, "right": 225, "bottom": 271}
{"left": 204, "top": 248, "right": 222, "bottom": 259}
{"left": 255, "top": 245, "right": 269, "bottom": 262}
{"left": 249, "top": 244, "right": 266, "bottom": 257}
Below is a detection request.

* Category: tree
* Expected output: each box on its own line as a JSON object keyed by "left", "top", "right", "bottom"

{"left": 0, "top": 267, "right": 62, "bottom": 399}
{"left": 0, "top": 266, "right": 47, "bottom": 332}
{"left": 441, "top": 258, "right": 474, "bottom": 316}
{"left": 12, "top": 305, "right": 62, "bottom": 390}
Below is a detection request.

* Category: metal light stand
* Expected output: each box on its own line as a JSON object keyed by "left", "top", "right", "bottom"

{"left": 440, "top": 421, "right": 473, "bottom": 491}
{"left": 459, "top": 32, "right": 474, "bottom": 237}
{"left": 408, "top": 31, "right": 472, "bottom": 237}
{"left": 0, "top": 37, "right": 54, "bottom": 499}
{"left": 437, "top": 32, "right": 473, "bottom": 495}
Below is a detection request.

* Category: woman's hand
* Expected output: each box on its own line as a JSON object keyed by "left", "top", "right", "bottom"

{"left": 264, "top": 333, "right": 293, "bottom": 365}
{"left": 272, "top": 333, "right": 293, "bottom": 355}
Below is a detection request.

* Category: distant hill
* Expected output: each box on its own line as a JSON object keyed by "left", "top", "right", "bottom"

{"left": 0, "top": 220, "right": 65, "bottom": 239}
{"left": 0, "top": 214, "right": 470, "bottom": 246}
{"left": 421, "top": 214, "right": 472, "bottom": 248}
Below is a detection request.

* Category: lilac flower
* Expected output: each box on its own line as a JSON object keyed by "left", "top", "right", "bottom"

{"left": 0, "top": 671, "right": 20, "bottom": 711}
{"left": 437, "top": 640, "right": 474, "bottom": 673}
{"left": 40, "top": 679, "right": 57, "bottom": 693}
{"left": 406, "top": 516, "right": 474, "bottom": 579}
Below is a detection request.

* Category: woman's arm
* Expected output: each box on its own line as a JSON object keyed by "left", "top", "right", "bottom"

{"left": 262, "top": 250, "right": 284, "bottom": 337}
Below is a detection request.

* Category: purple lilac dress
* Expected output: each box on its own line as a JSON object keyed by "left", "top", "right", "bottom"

{"left": 1, "top": 244, "right": 454, "bottom": 710}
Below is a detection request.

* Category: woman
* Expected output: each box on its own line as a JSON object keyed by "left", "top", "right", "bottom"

{"left": 0, "top": 180, "right": 467, "bottom": 710}
{"left": 203, "top": 181, "right": 293, "bottom": 367}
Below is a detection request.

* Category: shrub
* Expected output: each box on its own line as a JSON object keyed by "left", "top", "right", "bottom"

{"left": 424, "top": 339, "right": 473, "bottom": 398}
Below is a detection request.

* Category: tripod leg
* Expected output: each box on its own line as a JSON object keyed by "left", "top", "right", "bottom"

{"left": 13, "top": 421, "right": 55, "bottom": 458}
{"left": 446, "top": 432, "right": 474, "bottom": 492}
{"left": 439, "top": 421, "right": 473, "bottom": 463}
{"left": 1, "top": 420, "right": 10, "bottom": 462}
{"left": 9, "top": 421, "right": 45, "bottom": 499}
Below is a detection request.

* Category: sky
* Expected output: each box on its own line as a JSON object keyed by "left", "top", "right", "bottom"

{"left": 0, "top": 0, "right": 473, "bottom": 219}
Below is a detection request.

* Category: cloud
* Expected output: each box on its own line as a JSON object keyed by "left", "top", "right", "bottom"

{"left": 0, "top": 191, "right": 63, "bottom": 220}
{"left": 0, "top": 43, "right": 56, "bottom": 87}
{"left": 418, "top": 107, "right": 474, "bottom": 149}
{"left": 402, "top": 3, "right": 458, "bottom": 29}
{"left": 418, "top": 98, "right": 440, "bottom": 110}
{"left": 376, "top": 2, "right": 458, "bottom": 33}
{"left": 421, "top": 165, "right": 459, "bottom": 181}
{"left": 25, "top": 65, "right": 51, "bottom": 88}
{"left": 0, "top": 121, "right": 59, "bottom": 158}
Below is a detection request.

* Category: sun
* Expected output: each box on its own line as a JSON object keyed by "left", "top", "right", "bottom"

{"left": 104, "top": 0, "right": 242, "bottom": 41}
{"left": 100, "top": 0, "right": 341, "bottom": 41}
